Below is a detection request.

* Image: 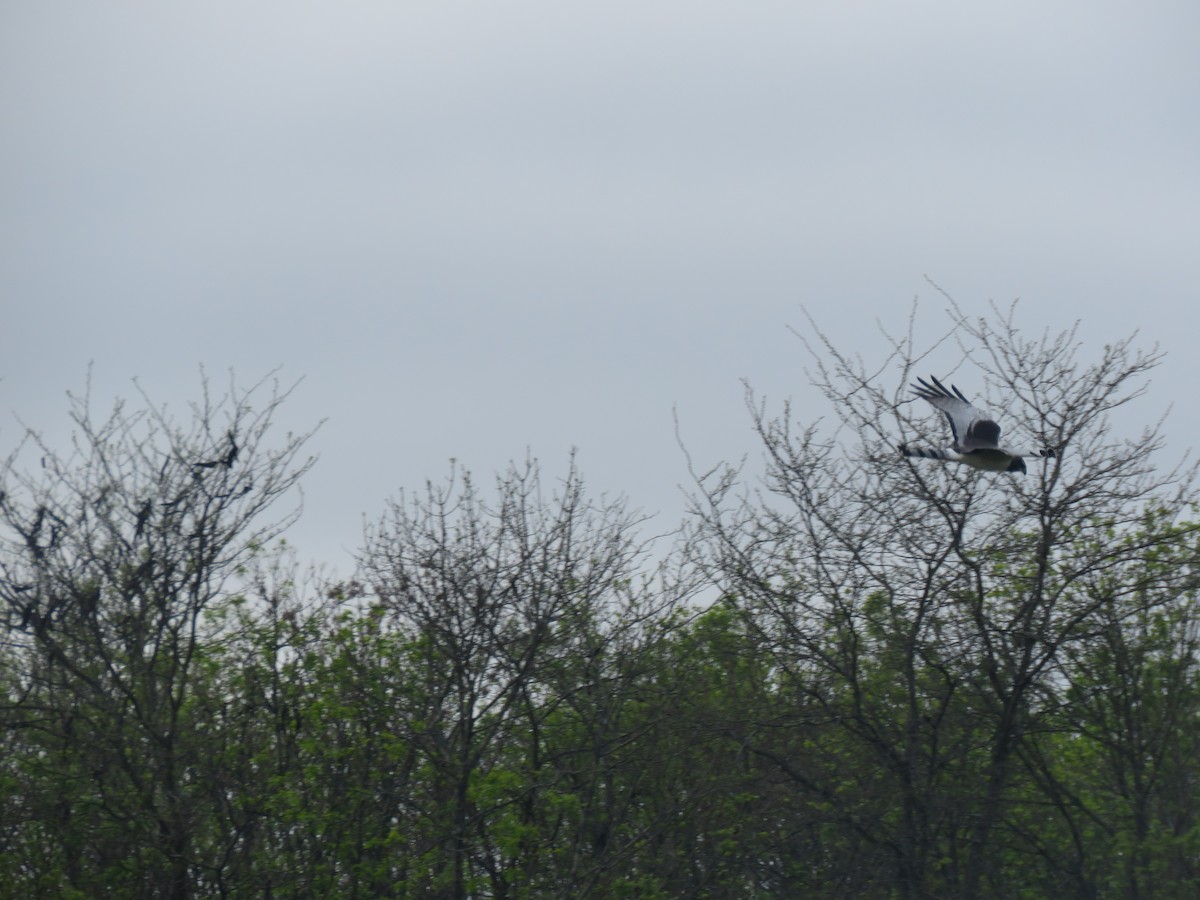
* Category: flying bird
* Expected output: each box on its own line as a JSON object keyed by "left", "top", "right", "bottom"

{"left": 899, "top": 375, "right": 1056, "bottom": 474}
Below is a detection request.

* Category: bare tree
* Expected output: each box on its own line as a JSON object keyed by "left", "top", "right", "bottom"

{"left": 0, "top": 371, "right": 317, "bottom": 897}
{"left": 687, "top": 299, "right": 1198, "bottom": 897}
{"left": 357, "top": 455, "right": 683, "bottom": 899}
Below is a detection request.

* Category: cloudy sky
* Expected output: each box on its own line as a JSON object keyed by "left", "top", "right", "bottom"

{"left": 2, "top": 3, "right": 1197, "bottom": 575}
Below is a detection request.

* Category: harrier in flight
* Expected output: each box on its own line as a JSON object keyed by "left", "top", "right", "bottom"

{"left": 899, "top": 375, "right": 1056, "bottom": 474}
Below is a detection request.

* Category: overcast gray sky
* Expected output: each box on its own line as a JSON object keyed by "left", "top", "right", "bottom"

{"left": 3, "top": 3, "right": 1198, "bottom": 575}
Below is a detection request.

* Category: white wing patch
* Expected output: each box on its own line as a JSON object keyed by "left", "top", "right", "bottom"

{"left": 910, "top": 376, "right": 1001, "bottom": 451}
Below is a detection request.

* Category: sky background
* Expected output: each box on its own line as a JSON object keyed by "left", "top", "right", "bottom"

{"left": 2, "top": 3, "right": 1198, "bottom": 577}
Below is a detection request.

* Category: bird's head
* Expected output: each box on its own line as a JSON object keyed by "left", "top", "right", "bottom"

{"left": 1006, "top": 457, "right": 1028, "bottom": 475}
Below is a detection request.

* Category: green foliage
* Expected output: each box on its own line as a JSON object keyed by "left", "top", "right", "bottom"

{"left": 4, "top": 504, "right": 1200, "bottom": 896}
{"left": 5, "top": 341, "right": 1200, "bottom": 896}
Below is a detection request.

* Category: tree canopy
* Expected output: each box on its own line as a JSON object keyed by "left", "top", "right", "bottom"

{"left": 3, "top": 310, "right": 1199, "bottom": 898}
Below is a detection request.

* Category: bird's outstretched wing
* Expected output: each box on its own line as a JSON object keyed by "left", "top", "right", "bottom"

{"left": 1002, "top": 446, "right": 1058, "bottom": 460}
{"left": 898, "top": 444, "right": 962, "bottom": 462}
{"left": 911, "top": 376, "right": 1001, "bottom": 451}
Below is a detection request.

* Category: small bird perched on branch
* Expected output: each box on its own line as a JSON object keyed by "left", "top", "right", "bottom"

{"left": 899, "top": 375, "right": 1057, "bottom": 474}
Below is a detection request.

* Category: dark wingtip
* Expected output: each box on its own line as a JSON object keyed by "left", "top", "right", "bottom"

{"left": 929, "top": 374, "right": 969, "bottom": 402}
{"left": 910, "top": 376, "right": 940, "bottom": 399}
{"left": 911, "top": 375, "right": 966, "bottom": 402}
